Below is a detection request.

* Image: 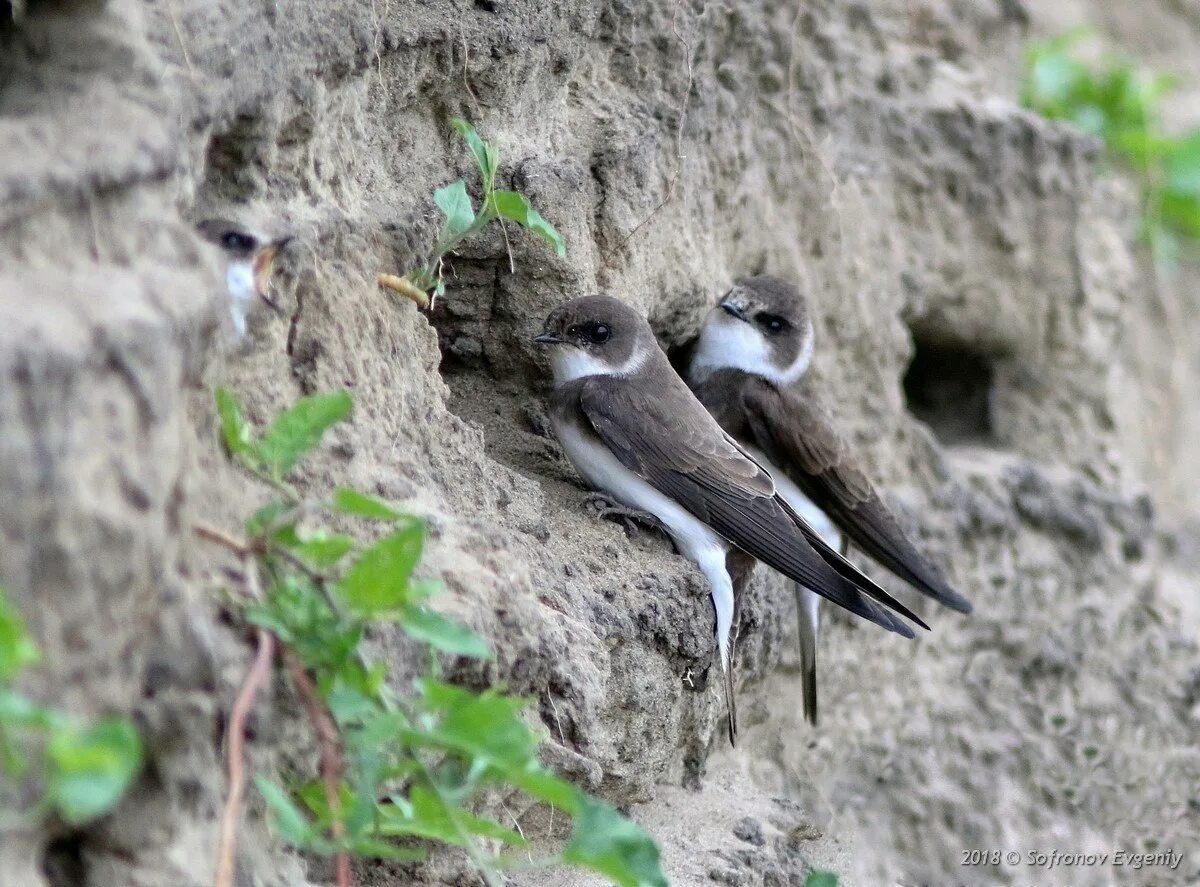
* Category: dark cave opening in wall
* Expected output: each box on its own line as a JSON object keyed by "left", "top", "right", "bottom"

{"left": 903, "top": 336, "right": 996, "bottom": 446}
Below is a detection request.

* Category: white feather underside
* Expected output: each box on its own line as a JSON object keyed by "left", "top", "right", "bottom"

{"left": 747, "top": 445, "right": 839, "bottom": 724}
{"left": 549, "top": 347, "right": 647, "bottom": 384}
{"left": 690, "top": 312, "right": 813, "bottom": 387}
{"left": 553, "top": 419, "right": 736, "bottom": 666}
{"left": 225, "top": 260, "right": 256, "bottom": 336}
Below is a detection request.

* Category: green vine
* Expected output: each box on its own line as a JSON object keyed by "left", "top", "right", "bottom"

{"left": 1023, "top": 30, "right": 1200, "bottom": 266}
{"left": 0, "top": 588, "right": 142, "bottom": 830}
{"left": 394, "top": 118, "right": 565, "bottom": 304}
{"left": 206, "top": 388, "right": 667, "bottom": 887}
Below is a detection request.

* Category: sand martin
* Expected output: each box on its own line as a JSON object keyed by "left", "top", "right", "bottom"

{"left": 688, "top": 275, "right": 972, "bottom": 725}
{"left": 534, "top": 296, "right": 929, "bottom": 743}
{"left": 197, "top": 218, "right": 291, "bottom": 336}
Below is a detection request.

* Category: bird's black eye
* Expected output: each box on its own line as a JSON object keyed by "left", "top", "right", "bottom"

{"left": 757, "top": 313, "right": 788, "bottom": 333}
{"left": 582, "top": 322, "right": 611, "bottom": 344}
{"left": 221, "top": 231, "right": 256, "bottom": 251}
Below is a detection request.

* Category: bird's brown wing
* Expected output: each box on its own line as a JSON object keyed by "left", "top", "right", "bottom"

{"left": 741, "top": 376, "right": 972, "bottom": 614}
{"left": 574, "top": 375, "right": 922, "bottom": 636}
{"left": 692, "top": 371, "right": 938, "bottom": 617}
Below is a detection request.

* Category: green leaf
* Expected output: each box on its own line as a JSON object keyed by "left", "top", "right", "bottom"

{"left": 383, "top": 786, "right": 526, "bottom": 848}
{"left": 214, "top": 388, "right": 255, "bottom": 458}
{"left": 297, "top": 536, "right": 354, "bottom": 567}
{"left": 400, "top": 607, "right": 491, "bottom": 659}
{"left": 354, "top": 711, "right": 409, "bottom": 749}
{"left": 1, "top": 727, "right": 26, "bottom": 777}
{"left": 1165, "top": 131, "right": 1200, "bottom": 199}
{"left": 337, "top": 520, "right": 424, "bottom": 615}
{"left": 411, "top": 681, "right": 536, "bottom": 769}
{"left": 376, "top": 785, "right": 467, "bottom": 845}
{"left": 407, "top": 579, "right": 441, "bottom": 605}
{"left": 256, "top": 391, "right": 353, "bottom": 477}
{"left": 1159, "top": 191, "right": 1200, "bottom": 238}
{"left": 1068, "top": 104, "right": 1107, "bottom": 138}
{"left": 458, "top": 809, "right": 527, "bottom": 847}
{"left": 245, "top": 501, "right": 291, "bottom": 537}
{"left": 435, "top": 181, "right": 476, "bottom": 238}
{"left": 0, "top": 688, "right": 57, "bottom": 731}
{"left": 46, "top": 718, "right": 142, "bottom": 825}
{"left": 492, "top": 190, "right": 566, "bottom": 256}
{"left": 1111, "top": 129, "right": 1173, "bottom": 171}
{"left": 326, "top": 678, "right": 381, "bottom": 726}
{"left": 563, "top": 796, "right": 668, "bottom": 887}
{"left": 345, "top": 747, "right": 383, "bottom": 838}
{"left": 256, "top": 777, "right": 314, "bottom": 847}
{"left": 450, "top": 118, "right": 496, "bottom": 190}
{"left": 296, "top": 779, "right": 354, "bottom": 827}
{"left": 485, "top": 145, "right": 500, "bottom": 189}
{"left": 275, "top": 527, "right": 354, "bottom": 568}
{"left": 507, "top": 767, "right": 582, "bottom": 813}
{"left": 332, "top": 488, "right": 403, "bottom": 522}
{"left": 0, "top": 589, "right": 39, "bottom": 681}
{"left": 1027, "top": 53, "right": 1086, "bottom": 115}
{"left": 244, "top": 607, "right": 295, "bottom": 646}
{"left": 805, "top": 873, "right": 839, "bottom": 887}
{"left": 346, "top": 839, "right": 426, "bottom": 861}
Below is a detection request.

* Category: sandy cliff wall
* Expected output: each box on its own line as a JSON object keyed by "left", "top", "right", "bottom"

{"left": 1, "top": 0, "right": 1197, "bottom": 885}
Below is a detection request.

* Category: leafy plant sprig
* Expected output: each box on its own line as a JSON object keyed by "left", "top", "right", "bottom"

{"left": 207, "top": 388, "right": 666, "bottom": 887}
{"left": 385, "top": 119, "right": 565, "bottom": 306}
{"left": 0, "top": 588, "right": 142, "bottom": 829}
{"left": 1022, "top": 30, "right": 1200, "bottom": 264}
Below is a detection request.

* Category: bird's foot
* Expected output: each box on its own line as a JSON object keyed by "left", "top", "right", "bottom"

{"left": 583, "top": 492, "right": 664, "bottom": 535}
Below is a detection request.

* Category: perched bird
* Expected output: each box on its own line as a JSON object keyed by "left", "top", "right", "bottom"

{"left": 687, "top": 275, "right": 972, "bottom": 726}
{"left": 197, "top": 218, "right": 291, "bottom": 336}
{"left": 534, "top": 296, "right": 928, "bottom": 744}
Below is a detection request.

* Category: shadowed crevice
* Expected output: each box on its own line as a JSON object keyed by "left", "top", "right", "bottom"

{"left": 903, "top": 337, "right": 996, "bottom": 446}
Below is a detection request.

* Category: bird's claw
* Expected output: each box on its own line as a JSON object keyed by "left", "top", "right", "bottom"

{"left": 582, "top": 492, "right": 663, "bottom": 535}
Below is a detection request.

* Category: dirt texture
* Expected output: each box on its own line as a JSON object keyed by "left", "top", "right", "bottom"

{"left": 1, "top": 0, "right": 1198, "bottom": 885}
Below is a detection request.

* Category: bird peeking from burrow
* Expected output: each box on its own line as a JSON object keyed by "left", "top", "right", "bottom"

{"left": 533, "top": 295, "right": 937, "bottom": 746}
{"left": 197, "top": 217, "right": 292, "bottom": 336}
{"left": 686, "top": 274, "right": 972, "bottom": 727}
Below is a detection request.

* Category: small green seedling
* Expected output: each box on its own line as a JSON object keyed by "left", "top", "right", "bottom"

{"left": 212, "top": 388, "right": 666, "bottom": 887}
{"left": 1023, "top": 30, "right": 1200, "bottom": 264}
{"left": 401, "top": 118, "right": 566, "bottom": 303}
{"left": 0, "top": 588, "right": 142, "bottom": 828}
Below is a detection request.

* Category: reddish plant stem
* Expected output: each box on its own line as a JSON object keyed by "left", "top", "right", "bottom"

{"left": 194, "top": 523, "right": 252, "bottom": 556}
{"left": 215, "top": 628, "right": 275, "bottom": 887}
{"left": 284, "top": 650, "right": 352, "bottom": 887}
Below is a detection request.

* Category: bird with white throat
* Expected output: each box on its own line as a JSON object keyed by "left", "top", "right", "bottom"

{"left": 687, "top": 275, "right": 972, "bottom": 726}
{"left": 534, "top": 295, "right": 929, "bottom": 744}
{"left": 197, "top": 218, "right": 291, "bottom": 337}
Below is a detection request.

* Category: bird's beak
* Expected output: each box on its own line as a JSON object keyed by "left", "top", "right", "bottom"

{"left": 252, "top": 237, "right": 291, "bottom": 301}
{"left": 533, "top": 331, "right": 564, "bottom": 346}
{"left": 720, "top": 301, "right": 749, "bottom": 322}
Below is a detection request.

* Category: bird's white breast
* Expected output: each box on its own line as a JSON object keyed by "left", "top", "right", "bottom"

{"left": 553, "top": 418, "right": 722, "bottom": 553}
{"left": 549, "top": 347, "right": 647, "bottom": 384}
{"left": 552, "top": 415, "right": 737, "bottom": 659}
{"left": 690, "top": 316, "right": 771, "bottom": 383}
{"left": 690, "top": 314, "right": 814, "bottom": 388}
{"left": 225, "top": 259, "right": 256, "bottom": 336}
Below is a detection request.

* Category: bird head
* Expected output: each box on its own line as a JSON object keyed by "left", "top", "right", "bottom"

{"left": 533, "top": 295, "right": 655, "bottom": 384}
{"left": 197, "top": 218, "right": 291, "bottom": 301}
{"left": 692, "top": 275, "right": 815, "bottom": 387}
